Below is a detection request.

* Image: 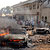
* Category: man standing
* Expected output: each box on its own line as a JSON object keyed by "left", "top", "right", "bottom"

{"left": 31, "top": 19, "right": 34, "bottom": 30}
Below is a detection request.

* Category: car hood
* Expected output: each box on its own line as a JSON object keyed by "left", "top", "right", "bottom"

{"left": 36, "top": 27, "right": 49, "bottom": 30}
{"left": 4, "top": 34, "right": 26, "bottom": 39}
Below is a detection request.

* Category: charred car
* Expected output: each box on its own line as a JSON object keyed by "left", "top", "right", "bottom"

{"left": 0, "top": 31, "right": 27, "bottom": 47}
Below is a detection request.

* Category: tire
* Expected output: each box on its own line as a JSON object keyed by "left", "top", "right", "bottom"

{"left": 23, "top": 41, "right": 27, "bottom": 47}
{"left": 46, "top": 31, "right": 49, "bottom": 34}
{"left": 0, "top": 41, "right": 2, "bottom": 46}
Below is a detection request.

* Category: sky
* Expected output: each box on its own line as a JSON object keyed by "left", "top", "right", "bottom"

{"left": 0, "top": 0, "right": 27, "bottom": 9}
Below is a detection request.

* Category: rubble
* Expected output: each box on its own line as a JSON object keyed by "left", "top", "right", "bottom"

{"left": 33, "top": 44, "right": 50, "bottom": 50}
{"left": 29, "top": 34, "right": 50, "bottom": 45}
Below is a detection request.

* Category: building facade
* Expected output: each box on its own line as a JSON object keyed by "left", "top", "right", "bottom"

{"left": 41, "top": 0, "right": 50, "bottom": 23}
{"left": 12, "top": 0, "right": 50, "bottom": 24}
{"left": 12, "top": 0, "right": 41, "bottom": 24}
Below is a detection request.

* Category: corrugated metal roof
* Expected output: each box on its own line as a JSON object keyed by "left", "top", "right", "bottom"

{"left": 12, "top": 0, "right": 36, "bottom": 7}
{"left": 43, "top": 0, "right": 50, "bottom": 8}
{"left": 23, "top": 0, "right": 35, "bottom": 4}
{"left": 46, "top": 2, "right": 50, "bottom": 7}
{"left": 43, "top": 0, "right": 48, "bottom": 7}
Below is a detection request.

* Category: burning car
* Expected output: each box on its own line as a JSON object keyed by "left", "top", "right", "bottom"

{"left": 1, "top": 31, "right": 27, "bottom": 47}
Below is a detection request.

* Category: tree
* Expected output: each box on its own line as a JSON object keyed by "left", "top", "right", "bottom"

{"left": 0, "top": 6, "right": 13, "bottom": 15}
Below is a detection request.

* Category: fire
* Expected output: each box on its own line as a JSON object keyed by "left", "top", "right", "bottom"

{"left": 9, "top": 39, "right": 23, "bottom": 42}
{"left": 0, "top": 29, "right": 9, "bottom": 36}
{"left": 13, "top": 39, "right": 23, "bottom": 42}
{"left": 0, "top": 32, "right": 9, "bottom": 36}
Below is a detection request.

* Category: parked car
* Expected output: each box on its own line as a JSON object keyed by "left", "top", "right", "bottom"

{"left": 36, "top": 27, "right": 50, "bottom": 34}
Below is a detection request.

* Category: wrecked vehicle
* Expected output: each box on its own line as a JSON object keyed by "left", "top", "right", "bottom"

{"left": 0, "top": 31, "right": 27, "bottom": 47}
{"left": 36, "top": 27, "right": 50, "bottom": 34}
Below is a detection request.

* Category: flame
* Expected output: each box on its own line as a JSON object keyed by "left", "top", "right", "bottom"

{"left": 9, "top": 39, "right": 23, "bottom": 42}
{"left": 13, "top": 40, "right": 23, "bottom": 42}
{"left": 0, "top": 33, "right": 9, "bottom": 36}
{"left": 0, "top": 29, "right": 9, "bottom": 36}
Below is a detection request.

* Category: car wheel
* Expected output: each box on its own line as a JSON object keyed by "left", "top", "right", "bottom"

{"left": 46, "top": 31, "right": 49, "bottom": 34}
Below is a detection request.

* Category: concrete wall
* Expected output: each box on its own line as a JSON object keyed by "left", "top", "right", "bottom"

{"left": 41, "top": 8, "right": 50, "bottom": 22}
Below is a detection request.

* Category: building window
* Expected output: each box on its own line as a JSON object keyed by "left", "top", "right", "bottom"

{"left": 19, "top": 16, "right": 24, "bottom": 20}
{"left": 29, "top": 6, "right": 32, "bottom": 10}
{"left": 37, "top": 12, "right": 39, "bottom": 15}
{"left": 45, "top": 16, "right": 47, "bottom": 22}
{"left": 42, "top": 16, "right": 44, "bottom": 21}
{"left": 33, "top": 4, "right": 36, "bottom": 9}
{"left": 37, "top": 4, "right": 39, "bottom": 9}
{"left": 26, "top": 6, "right": 28, "bottom": 8}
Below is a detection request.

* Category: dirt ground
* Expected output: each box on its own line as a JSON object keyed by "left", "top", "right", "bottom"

{"left": 0, "top": 44, "right": 50, "bottom": 50}
{"left": 33, "top": 44, "right": 50, "bottom": 50}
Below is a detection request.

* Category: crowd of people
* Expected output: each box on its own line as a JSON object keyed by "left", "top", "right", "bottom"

{"left": 17, "top": 19, "right": 49, "bottom": 28}
{"left": 38, "top": 20, "right": 49, "bottom": 27}
{"left": 17, "top": 19, "right": 35, "bottom": 28}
